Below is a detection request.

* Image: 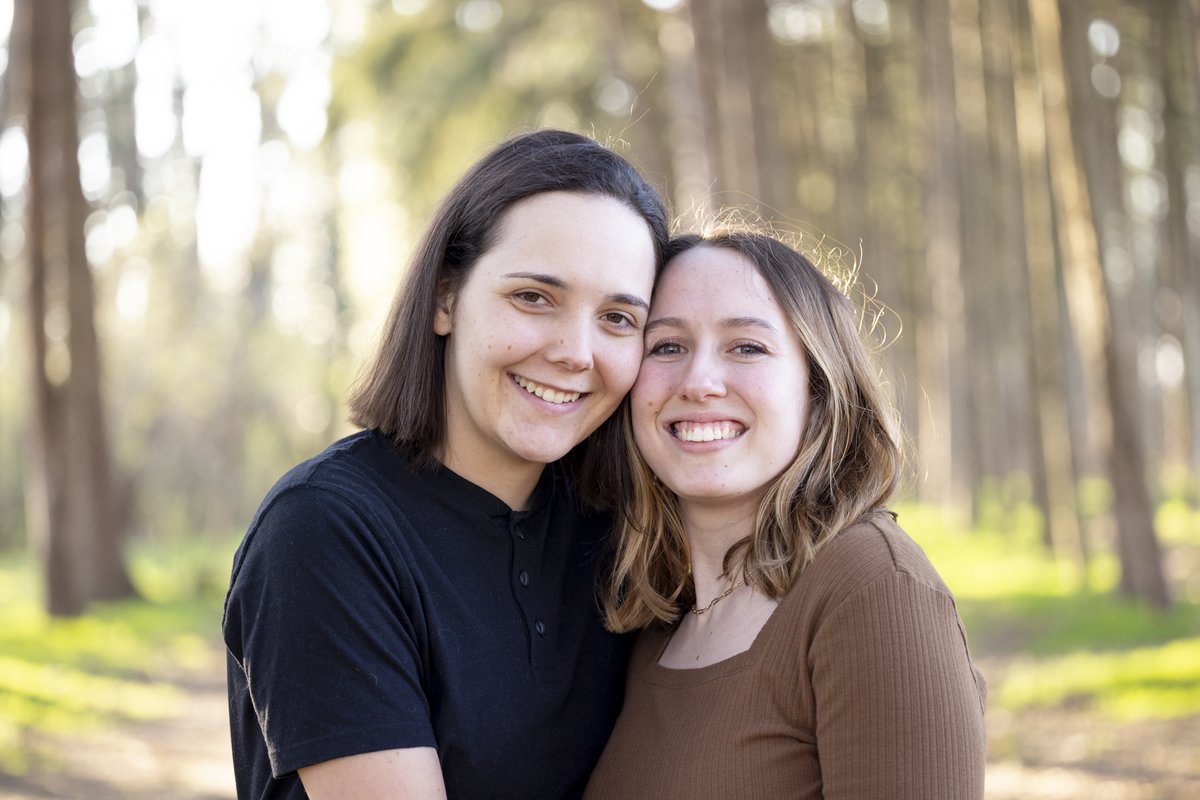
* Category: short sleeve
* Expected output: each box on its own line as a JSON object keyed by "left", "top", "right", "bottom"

{"left": 223, "top": 485, "right": 436, "bottom": 777}
{"left": 810, "top": 571, "right": 987, "bottom": 799}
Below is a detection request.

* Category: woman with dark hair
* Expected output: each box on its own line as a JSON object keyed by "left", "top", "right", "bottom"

{"left": 585, "top": 230, "right": 987, "bottom": 799}
{"left": 223, "top": 129, "right": 669, "bottom": 799}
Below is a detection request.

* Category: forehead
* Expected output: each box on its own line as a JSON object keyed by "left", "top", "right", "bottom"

{"left": 473, "top": 191, "right": 657, "bottom": 290}
{"left": 651, "top": 246, "right": 782, "bottom": 320}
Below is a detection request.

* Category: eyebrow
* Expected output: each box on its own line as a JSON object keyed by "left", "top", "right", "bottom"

{"left": 645, "top": 315, "right": 781, "bottom": 335}
{"left": 502, "top": 272, "right": 649, "bottom": 311}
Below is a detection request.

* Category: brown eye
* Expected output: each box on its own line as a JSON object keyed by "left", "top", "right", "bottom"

{"left": 602, "top": 311, "right": 636, "bottom": 328}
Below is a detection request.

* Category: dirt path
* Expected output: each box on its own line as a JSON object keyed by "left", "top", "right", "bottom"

{"left": 0, "top": 641, "right": 234, "bottom": 800}
{"left": 987, "top": 707, "right": 1200, "bottom": 799}
{"left": 0, "top": 687, "right": 234, "bottom": 800}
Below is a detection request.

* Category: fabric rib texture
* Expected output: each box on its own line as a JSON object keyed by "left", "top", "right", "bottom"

{"left": 584, "top": 512, "right": 987, "bottom": 799}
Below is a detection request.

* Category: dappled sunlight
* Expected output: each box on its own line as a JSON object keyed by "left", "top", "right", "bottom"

{"left": 0, "top": 551, "right": 233, "bottom": 797}
{"left": 998, "top": 638, "right": 1200, "bottom": 720}
{"left": 914, "top": 510, "right": 1200, "bottom": 797}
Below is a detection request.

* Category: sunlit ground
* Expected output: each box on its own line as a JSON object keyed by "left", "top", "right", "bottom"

{"left": 0, "top": 539, "right": 237, "bottom": 800}
{"left": 902, "top": 501, "right": 1200, "bottom": 799}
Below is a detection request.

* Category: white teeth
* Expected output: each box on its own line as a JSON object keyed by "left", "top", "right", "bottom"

{"left": 671, "top": 421, "right": 743, "bottom": 442}
{"left": 514, "top": 376, "right": 581, "bottom": 405}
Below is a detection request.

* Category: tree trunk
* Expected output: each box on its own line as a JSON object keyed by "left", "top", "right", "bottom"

{"left": 1028, "top": 0, "right": 1169, "bottom": 608}
{"left": 687, "top": 0, "right": 729, "bottom": 201}
{"left": 950, "top": 0, "right": 1000, "bottom": 519}
{"left": 917, "top": 0, "right": 973, "bottom": 518}
{"left": 1162, "top": 0, "right": 1200, "bottom": 500}
{"left": 18, "top": 0, "right": 137, "bottom": 615}
{"left": 1003, "top": 0, "right": 1087, "bottom": 559}
{"left": 602, "top": 0, "right": 676, "bottom": 204}
{"left": 652, "top": 0, "right": 716, "bottom": 221}
{"left": 857, "top": 11, "right": 919, "bottom": 458}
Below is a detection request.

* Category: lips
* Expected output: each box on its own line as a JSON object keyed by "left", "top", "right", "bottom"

{"left": 512, "top": 374, "right": 584, "bottom": 405}
{"left": 669, "top": 420, "right": 745, "bottom": 442}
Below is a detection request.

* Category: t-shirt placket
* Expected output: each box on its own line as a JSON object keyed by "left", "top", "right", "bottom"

{"left": 508, "top": 511, "right": 553, "bottom": 666}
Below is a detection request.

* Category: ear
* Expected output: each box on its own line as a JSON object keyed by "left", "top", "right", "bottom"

{"left": 433, "top": 279, "right": 454, "bottom": 336}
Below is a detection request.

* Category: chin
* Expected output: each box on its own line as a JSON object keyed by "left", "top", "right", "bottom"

{"left": 672, "top": 480, "right": 751, "bottom": 505}
{"left": 510, "top": 437, "right": 580, "bottom": 465}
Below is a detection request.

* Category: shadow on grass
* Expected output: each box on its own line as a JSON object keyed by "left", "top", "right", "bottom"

{"left": 959, "top": 590, "right": 1200, "bottom": 658}
{"left": 0, "top": 545, "right": 233, "bottom": 777}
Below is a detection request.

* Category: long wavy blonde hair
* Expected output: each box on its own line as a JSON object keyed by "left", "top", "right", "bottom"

{"left": 601, "top": 229, "right": 904, "bottom": 633}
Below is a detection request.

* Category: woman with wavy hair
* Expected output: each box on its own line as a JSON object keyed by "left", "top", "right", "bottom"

{"left": 585, "top": 230, "right": 986, "bottom": 799}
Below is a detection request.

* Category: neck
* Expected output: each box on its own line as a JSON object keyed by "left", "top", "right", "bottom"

{"left": 439, "top": 448, "right": 544, "bottom": 511}
{"left": 679, "top": 496, "right": 758, "bottom": 597}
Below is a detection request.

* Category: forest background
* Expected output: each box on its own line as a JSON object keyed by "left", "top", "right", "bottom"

{"left": 0, "top": 0, "right": 1198, "bottom": 797}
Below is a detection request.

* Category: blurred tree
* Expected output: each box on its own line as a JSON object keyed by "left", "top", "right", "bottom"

{"left": 1030, "top": 0, "right": 1168, "bottom": 607}
{"left": 917, "top": 0, "right": 973, "bottom": 516}
{"left": 8, "top": 0, "right": 135, "bottom": 615}
{"left": 330, "top": 0, "right": 667, "bottom": 218}
{"left": 1008, "top": 0, "right": 1087, "bottom": 562}
{"left": 1160, "top": 0, "right": 1200, "bottom": 497}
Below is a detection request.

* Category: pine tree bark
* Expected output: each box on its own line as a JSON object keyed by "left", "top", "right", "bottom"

{"left": 950, "top": 0, "right": 998, "bottom": 516}
{"left": 1028, "top": 0, "right": 1169, "bottom": 608}
{"left": 916, "top": 0, "right": 973, "bottom": 517}
{"left": 17, "top": 0, "right": 136, "bottom": 615}
{"left": 1162, "top": 0, "right": 1200, "bottom": 496}
{"left": 1005, "top": 0, "right": 1086, "bottom": 560}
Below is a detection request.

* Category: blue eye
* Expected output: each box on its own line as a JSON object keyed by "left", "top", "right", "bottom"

{"left": 648, "top": 340, "right": 684, "bottom": 356}
{"left": 733, "top": 343, "right": 768, "bottom": 355}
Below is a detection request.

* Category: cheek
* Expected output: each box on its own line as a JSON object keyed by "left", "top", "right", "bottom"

{"left": 631, "top": 404, "right": 659, "bottom": 457}
{"left": 600, "top": 339, "right": 649, "bottom": 393}
{"left": 766, "top": 375, "right": 809, "bottom": 452}
{"left": 630, "top": 362, "right": 672, "bottom": 408}
{"left": 630, "top": 367, "right": 671, "bottom": 445}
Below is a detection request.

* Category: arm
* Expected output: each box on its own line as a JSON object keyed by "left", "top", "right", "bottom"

{"left": 299, "top": 747, "right": 447, "bottom": 800}
{"left": 810, "top": 572, "right": 987, "bottom": 799}
{"left": 224, "top": 486, "right": 439, "bottom": 786}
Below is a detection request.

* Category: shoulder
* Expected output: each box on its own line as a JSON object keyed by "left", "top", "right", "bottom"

{"left": 231, "top": 431, "right": 420, "bottom": 577}
{"left": 266, "top": 429, "right": 406, "bottom": 499}
{"left": 803, "top": 511, "right": 952, "bottom": 600}
{"left": 773, "top": 511, "right": 960, "bottom": 637}
{"left": 252, "top": 429, "right": 427, "bottom": 527}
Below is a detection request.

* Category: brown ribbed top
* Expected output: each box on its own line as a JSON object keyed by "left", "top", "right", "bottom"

{"left": 584, "top": 514, "right": 987, "bottom": 799}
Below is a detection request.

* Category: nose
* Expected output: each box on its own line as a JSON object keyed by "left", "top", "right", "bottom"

{"left": 545, "top": 316, "right": 595, "bottom": 372}
{"left": 677, "top": 349, "right": 725, "bottom": 401}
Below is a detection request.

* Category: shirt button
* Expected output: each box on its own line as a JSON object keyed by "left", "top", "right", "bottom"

{"left": 519, "top": 570, "right": 529, "bottom": 587}
{"left": 534, "top": 620, "right": 546, "bottom": 636}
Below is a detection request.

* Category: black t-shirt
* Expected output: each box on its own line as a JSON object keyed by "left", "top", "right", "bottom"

{"left": 223, "top": 430, "right": 629, "bottom": 799}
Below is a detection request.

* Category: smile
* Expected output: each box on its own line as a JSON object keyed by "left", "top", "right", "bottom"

{"left": 513, "top": 375, "right": 583, "bottom": 405}
{"left": 670, "top": 421, "right": 745, "bottom": 442}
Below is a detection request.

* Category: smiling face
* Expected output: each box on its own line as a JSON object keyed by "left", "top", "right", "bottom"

{"left": 632, "top": 245, "right": 810, "bottom": 515}
{"left": 435, "top": 191, "right": 656, "bottom": 490}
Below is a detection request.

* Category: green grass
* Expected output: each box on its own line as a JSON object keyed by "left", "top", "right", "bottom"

{"left": 901, "top": 502, "right": 1200, "bottom": 722}
{"left": 0, "top": 536, "right": 239, "bottom": 775}
{"left": 997, "top": 637, "right": 1200, "bottom": 720}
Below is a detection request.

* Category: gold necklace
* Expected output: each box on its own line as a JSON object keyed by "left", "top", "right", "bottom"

{"left": 690, "top": 575, "right": 747, "bottom": 615}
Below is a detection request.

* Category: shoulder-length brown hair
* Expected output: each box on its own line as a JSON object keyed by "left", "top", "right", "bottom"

{"left": 346, "top": 129, "right": 669, "bottom": 494}
{"left": 602, "top": 230, "right": 903, "bottom": 632}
